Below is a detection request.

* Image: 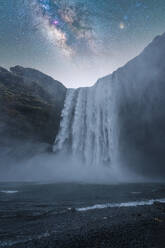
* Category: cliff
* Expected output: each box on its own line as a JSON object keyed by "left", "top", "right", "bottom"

{"left": 0, "top": 66, "right": 66, "bottom": 153}
{"left": 97, "top": 32, "right": 165, "bottom": 178}
{"left": 1, "top": 32, "right": 165, "bottom": 179}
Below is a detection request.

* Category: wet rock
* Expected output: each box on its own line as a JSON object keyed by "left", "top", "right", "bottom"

{"left": 154, "top": 202, "right": 165, "bottom": 212}
{"left": 0, "top": 66, "right": 66, "bottom": 144}
{"left": 0, "top": 66, "right": 67, "bottom": 159}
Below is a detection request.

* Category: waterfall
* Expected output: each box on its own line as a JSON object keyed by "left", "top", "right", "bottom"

{"left": 53, "top": 76, "right": 117, "bottom": 167}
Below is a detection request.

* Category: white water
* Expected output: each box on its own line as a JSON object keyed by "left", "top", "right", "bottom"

{"left": 0, "top": 190, "right": 18, "bottom": 194}
{"left": 76, "top": 198, "right": 165, "bottom": 212}
{"left": 54, "top": 76, "right": 118, "bottom": 168}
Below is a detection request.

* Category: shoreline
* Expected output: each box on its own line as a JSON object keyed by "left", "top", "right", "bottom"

{"left": 4, "top": 203, "right": 165, "bottom": 248}
{"left": 1, "top": 182, "right": 165, "bottom": 248}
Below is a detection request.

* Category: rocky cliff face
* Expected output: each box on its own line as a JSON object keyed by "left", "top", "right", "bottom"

{"left": 0, "top": 66, "right": 66, "bottom": 156}
{"left": 1, "top": 32, "right": 165, "bottom": 179}
{"left": 99, "top": 32, "right": 165, "bottom": 178}
{"left": 10, "top": 66, "right": 66, "bottom": 107}
{"left": 52, "top": 32, "right": 165, "bottom": 179}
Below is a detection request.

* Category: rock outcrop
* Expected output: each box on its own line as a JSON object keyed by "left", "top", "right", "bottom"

{"left": 0, "top": 66, "right": 66, "bottom": 149}
{"left": 52, "top": 32, "right": 165, "bottom": 179}
{"left": 100, "top": 32, "right": 165, "bottom": 178}
{"left": 1, "top": 32, "right": 165, "bottom": 179}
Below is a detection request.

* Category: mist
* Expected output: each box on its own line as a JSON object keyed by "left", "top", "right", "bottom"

{"left": 1, "top": 34, "right": 165, "bottom": 184}
{"left": 0, "top": 139, "right": 149, "bottom": 184}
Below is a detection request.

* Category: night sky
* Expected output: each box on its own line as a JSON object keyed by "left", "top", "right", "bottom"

{"left": 0, "top": 0, "right": 165, "bottom": 87}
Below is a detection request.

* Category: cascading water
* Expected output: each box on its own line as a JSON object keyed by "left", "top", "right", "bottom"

{"left": 53, "top": 76, "right": 118, "bottom": 168}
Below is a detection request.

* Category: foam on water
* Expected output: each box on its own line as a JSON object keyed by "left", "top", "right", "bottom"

{"left": 0, "top": 232, "right": 50, "bottom": 247}
{"left": 0, "top": 190, "right": 18, "bottom": 194}
{"left": 76, "top": 198, "right": 165, "bottom": 212}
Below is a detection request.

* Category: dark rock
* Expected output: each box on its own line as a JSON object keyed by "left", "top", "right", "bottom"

{"left": 69, "top": 208, "right": 77, "bottom": 213}
{"left": 99, "top": 32, "right": 165, "bottom": 178}
{"left": 10, "top": 65, "right": 66, "bottom": 106}
{"left": 0, "top": 66, "right": 66, "bottom": 154}
{"left": 154, "top": 202, "right": 165, "bottom": 211}
{"left": 0, "top": 67, "right": 9, "bottom": 73}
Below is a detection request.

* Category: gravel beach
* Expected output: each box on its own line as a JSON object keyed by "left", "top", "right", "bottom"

{"left": 0, "top": 183, "right": 165, "bottom": 248}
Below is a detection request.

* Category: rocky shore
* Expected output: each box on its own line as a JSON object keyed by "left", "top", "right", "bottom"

{"left": 5, "top": 203, "right": 165, "bottom": 248}
{"left": 0, "top": 183, "right": 165, "bottom": 248}
{"left": 0, "top": 66, "right": 66, "bottom": 160}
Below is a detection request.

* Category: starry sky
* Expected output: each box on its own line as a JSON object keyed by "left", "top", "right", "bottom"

{"left": 0, "top": 0, "right": 165, "bottom": 87}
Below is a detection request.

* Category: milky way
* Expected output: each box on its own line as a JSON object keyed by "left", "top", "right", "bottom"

{"left": 33, "top": 0, "right": 96, "bottom": 56}
{"left": 31, "top": 0, "right": 165, "bottom": 59}
{"left": 1, "top": 0, "right": 165, "bottom": 87}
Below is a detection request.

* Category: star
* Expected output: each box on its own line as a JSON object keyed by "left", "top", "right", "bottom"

{"left": 53, "top": 20, "right": 59, "bottom": 26}
{"left": 124, "top": 15, "right": 128, "bottom": 21}
{"left": 119, "top": 22, "right": 125, "bottom": 30}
